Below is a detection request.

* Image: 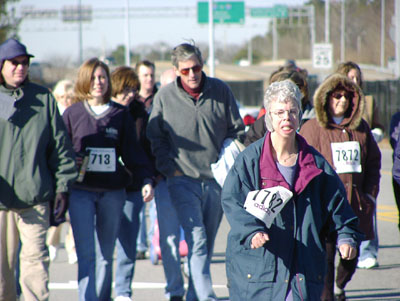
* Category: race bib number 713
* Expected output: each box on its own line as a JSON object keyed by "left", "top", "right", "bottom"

{"left": 86, "top": 147, "right": 116, "bottom": 172}
{"left": 244, "top": 186, "right": 293, "bottom": 228}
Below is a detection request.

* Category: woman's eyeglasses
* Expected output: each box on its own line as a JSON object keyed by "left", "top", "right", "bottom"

{"left": 271, "top": 109, "right": 299, "bottom": 119}
{"left": 332, "top": 92, "right": 351, "bottom": 100}
{"left": 179, "top": 65, "right": 202, "bottom": 76}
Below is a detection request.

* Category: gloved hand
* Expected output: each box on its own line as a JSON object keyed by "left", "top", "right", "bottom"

{"left": 50, "top": 192, "right": 69, "bottom": 227}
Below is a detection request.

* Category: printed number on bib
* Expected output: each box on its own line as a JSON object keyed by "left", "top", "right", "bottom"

{"left": 86, "top": 147, "right": 116, "bottom": 172}
{"left": 244, "top": 186, "right": 293, "bottom": 228}
{"left": 330, "top": 141, "right": 361, "bottom": 173}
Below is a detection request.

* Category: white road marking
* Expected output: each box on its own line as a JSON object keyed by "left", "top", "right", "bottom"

{"left": 49, "top": 282, "right": 226, "bottom": 290}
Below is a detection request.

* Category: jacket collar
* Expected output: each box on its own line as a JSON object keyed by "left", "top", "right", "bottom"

{"left": 0, "top": 82, "right": 25, "bottom": 101}
{"left": 175, "top": 72, "right": 209, "bottom": 99}
{"left": 259, "top": 132, "right": 322, "bottom": 195}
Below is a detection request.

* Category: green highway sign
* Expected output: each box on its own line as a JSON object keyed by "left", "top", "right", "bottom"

{"left": 250, "top": 5, "right": 288, "bottom": 18}
{"left": 197, "top": 1, "right": 245, "bottom": 24}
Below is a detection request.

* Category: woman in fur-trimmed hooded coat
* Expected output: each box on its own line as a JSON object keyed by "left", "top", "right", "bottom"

{"left": 300, "top": 73, "right": 381, "bottom": 300}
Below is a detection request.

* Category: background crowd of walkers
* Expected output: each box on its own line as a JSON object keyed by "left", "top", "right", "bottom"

{"left": 0, "top": 37, "right": 398, "bottom": 301}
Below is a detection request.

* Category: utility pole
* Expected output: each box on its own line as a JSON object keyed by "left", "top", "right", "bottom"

{"left": 381, "top": 0, "right": 385, "bottom": 68}
{"left": 124, "top": 0, "right": 130, "bottom": 66}
{"left": 396, "top": 0, "right": 400, "bottom": 78}
{"left": 78, "top": 0, "right": 83, "bottom": 65}
{"left": 325, "top": 0, "right": 330, "bottom": 43}
{"left": 340, "top": 0, "right": 345, "bottom": 62}
{"left": 272, "top": 18, "right": 278, "bottom": 61}
{"left": 309, "top": 5, "right": 315, "bottom": 62}
{"left": 248, "top": 38, "right": 252, "bottom": 65}
{"left": 208, "top": 0, "right": 215, "bottom": 77}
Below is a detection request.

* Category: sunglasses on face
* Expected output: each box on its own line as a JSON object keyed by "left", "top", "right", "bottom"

{"left": 179, "top": 65, "right": 202, "bottom": 76}
{"left": 9, "top": 59, "right": 30, "bottom": 67}
{"left": 331, "top": 91, "right": 351, "bottom": 100}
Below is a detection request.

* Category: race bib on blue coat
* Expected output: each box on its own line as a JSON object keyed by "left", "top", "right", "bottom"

{"left": 244, "top": 186, "right": 293, "bottom": 228}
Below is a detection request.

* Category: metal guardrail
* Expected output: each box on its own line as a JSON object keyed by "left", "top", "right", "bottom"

{"left": 226, "top": 78, "right": 400, "bottom": 136}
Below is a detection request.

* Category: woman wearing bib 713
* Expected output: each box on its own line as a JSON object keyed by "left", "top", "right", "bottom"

{"left": 62, "top": 58, "right": 154, "bottom": 301}
{"left": 300, "top": 73, "right": 381, "bottom": 300}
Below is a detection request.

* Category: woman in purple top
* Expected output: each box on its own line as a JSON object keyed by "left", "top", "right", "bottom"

{"left": 63, "top": 58, "right": 154, "bottom": 301}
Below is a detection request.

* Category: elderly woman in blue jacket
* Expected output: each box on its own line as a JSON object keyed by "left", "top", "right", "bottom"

{"left": 221, "top": 80, "right": 361, "bottom": 301}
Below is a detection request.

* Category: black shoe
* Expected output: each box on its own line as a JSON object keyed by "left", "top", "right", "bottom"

{"left": 136, "top": 251, "right": 146, "bottom": 260}
{"left": 170, "top": 296, "right": 183, "bottom": 301}
{"left": 334, "top": 291, "right": 346, "bottom": 301}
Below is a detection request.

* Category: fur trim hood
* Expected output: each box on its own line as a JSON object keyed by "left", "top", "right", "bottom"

{"left": 313, "top": 73, "right": 364, "bottom": 130}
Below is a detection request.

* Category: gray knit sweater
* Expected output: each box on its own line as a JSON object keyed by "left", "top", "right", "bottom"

{"left": 147, "top": 75, "right": 245, "bottom": 179}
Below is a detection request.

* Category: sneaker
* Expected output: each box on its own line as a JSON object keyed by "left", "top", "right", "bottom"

{"left": 357, "top": 257, "right": 379, "bottom": 269}
{"left": 334, "top": 291, "right": 346, "bottom": 301}
{"left": 114, "top": 296, "right": 132, "bottom": 301}
{"left": 136, "top": 250, "right": 146, "bottom": 260}
{"left": 68, "top": 252, "right": 78, "bottom": 264}
{"left": 49, "top": 245, "right": 58, "bottom": 261}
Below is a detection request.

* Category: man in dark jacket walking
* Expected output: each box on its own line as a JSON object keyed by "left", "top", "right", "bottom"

{"left": 0, "top": 38, "right": 77, "bottom": 301}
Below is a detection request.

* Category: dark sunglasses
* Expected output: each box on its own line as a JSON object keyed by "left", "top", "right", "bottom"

{"left": 332, "top": 91, "right": 351, "bottom": 100}
{"left": 179, "top": 65, "right": 202, "bottom": 76}
{"left": 9, "top": 59, "right": 30, "bottom": 67}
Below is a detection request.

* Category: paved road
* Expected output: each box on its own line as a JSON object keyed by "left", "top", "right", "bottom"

{"left": 45, "top": 144, "right": 400, "bottom": 301}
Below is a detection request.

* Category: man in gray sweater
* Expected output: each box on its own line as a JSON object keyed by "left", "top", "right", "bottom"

{"left": 147, "top": 43, "right": 244, "bottom": 301}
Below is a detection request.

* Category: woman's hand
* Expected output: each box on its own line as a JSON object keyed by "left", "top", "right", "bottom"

{"left": 339, "top": 244, "right": 357, "bottom": 260}
{"left": 251, "top": 232, "right": 270, "bottom": 249}
{"left": 142, "top": 183, "right": 154, "bottom": 203}
{"left": 75, "top": 155, "right": 83, "bottom": 168}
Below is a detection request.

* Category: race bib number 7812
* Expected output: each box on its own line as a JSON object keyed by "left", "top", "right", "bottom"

{"left": 330, "top": 141, "right": 362, "bottom": 174}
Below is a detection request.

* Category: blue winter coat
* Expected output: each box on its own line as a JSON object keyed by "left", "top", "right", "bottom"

{"left": 221, "top": 133, "right": 361, "bottom": 301}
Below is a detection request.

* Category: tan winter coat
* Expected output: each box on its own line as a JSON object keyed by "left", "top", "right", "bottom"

{"left": 300, "top": 74, "right": 381, "bottom": 240}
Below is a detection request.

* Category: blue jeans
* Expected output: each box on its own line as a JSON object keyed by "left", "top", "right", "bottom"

{"left": 359, "top": 208, "right": 379, "bottom": 260}
{"left": 137, "top": 199, "right": 155, "bottom": 252}
{"left": 155, "top": 180, "right": 185, "bottom": 298}
{"left": 167, "top": 176, "right": 222, "bottom": 301}
{"left": 68, "top": 188, "right": 126, "bottom": 301}
{"left": 115, "top": 191, "right": 144, "bottom": 297}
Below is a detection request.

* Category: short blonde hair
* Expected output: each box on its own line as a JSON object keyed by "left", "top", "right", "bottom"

{"left": 53, "top": 79, "right": 74, "bottom": 101}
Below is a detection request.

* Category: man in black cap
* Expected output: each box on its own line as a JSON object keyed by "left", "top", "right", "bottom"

{"left": 0, "top": 38, "right": 77, "bottom": 300}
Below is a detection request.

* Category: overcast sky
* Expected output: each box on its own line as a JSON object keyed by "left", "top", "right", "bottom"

{"left": 10, "top": 0, "right": 307, "bottom": 62}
